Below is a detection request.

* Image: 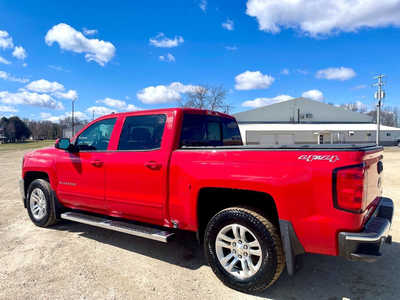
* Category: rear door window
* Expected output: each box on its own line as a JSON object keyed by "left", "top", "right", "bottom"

{"left": 118, "top": 114, "right": 166, "bottom": 150}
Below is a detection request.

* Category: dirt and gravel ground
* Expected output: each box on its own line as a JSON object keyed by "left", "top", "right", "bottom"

{"left": 0, "top": 147, "right": 399, "bottom": 300}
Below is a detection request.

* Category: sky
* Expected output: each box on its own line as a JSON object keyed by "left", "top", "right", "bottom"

{"left": 0, "top": 0, "right": 400, "bottom": 122}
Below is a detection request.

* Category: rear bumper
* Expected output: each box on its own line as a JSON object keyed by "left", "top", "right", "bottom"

{"left": 338, "top": 197, "right": 394, "bottom": 262}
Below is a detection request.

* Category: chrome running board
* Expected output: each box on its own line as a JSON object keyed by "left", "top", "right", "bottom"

{"left": 61, "top": 212, "right": 174, "bottom": 243}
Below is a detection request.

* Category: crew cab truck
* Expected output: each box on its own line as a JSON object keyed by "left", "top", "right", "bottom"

{"left": 20, "top": 108, "right": 394, "bottom": 293}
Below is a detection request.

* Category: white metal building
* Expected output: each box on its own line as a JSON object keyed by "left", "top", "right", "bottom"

{"left": 234, "top": 98, "right": 400, "bottom": 146}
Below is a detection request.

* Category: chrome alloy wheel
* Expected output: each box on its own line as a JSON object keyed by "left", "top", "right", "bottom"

{"left": 29, "top": 188, "right": 47, "bottom": 220}
{"left": 215, "top": 224, "right": 264, "bottom": 280}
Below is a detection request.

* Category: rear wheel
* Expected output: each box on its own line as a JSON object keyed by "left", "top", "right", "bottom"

{"left": 204, "top": 207, "right": 285, "bottom": 293}
{"left": 27, "top": 179, "right": 57, "bottom": 227}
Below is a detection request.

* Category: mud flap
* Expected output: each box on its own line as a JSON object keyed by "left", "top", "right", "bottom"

{"left": 279, "top": 220, "right": 305, "bottom": 276}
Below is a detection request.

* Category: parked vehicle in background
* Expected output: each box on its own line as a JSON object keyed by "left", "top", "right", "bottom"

{"left": 20, "top": 108, "right": 394, "bottom": 293}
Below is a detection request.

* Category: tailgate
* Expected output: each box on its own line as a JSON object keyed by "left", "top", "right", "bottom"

{"left": 362, "top": 149, "right": 384, "bottom": 221}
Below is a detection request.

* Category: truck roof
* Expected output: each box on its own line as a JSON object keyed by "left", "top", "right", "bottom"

{"left": 94, "top": 107, "right": 235, "bottom": 121}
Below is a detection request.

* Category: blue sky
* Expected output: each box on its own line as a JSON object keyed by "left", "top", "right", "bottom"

{"left": 0, "top": 0, "right": 399, "bottom": 121}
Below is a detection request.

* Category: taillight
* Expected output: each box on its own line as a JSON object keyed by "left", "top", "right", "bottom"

{"left": 333, "top": 164, "right": 366, "bottom": 213}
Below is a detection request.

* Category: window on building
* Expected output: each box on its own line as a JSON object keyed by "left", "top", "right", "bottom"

{"left": 386, "top": 133, "right": 391, "bottom": 137}
{"left": 305, "top": 113, "right": 313, "bottom": 119}
{"left": 367, "top": 133, "right": 372, "bottom": 137}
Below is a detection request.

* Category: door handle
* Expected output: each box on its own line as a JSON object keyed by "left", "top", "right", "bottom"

{"left": 90, "top": 159, "right": 104, "bottom": 167}
{"left": 144, "top": 161, "right": 162, "bottom": 170}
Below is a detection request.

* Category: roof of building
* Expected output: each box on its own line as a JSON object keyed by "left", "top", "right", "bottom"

{"left": 234, "top": 97, "right": 373, "bottom": 124}
{"left": 238, "top": 123, "right": 400, "bottom": 132}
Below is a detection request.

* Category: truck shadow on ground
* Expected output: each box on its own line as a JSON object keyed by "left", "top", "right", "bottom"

{"left": 51, "top": 221, "right": 400, "bottom": 300}
{"left": 52, "top": 220, "right": 206, "bottom": 270}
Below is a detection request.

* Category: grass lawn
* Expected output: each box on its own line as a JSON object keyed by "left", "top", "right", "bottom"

{"left": 0, "top": 140, "right": 56, "bottom": 151}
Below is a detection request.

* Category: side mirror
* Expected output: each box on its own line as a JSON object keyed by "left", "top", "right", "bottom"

{"left": 55, "top": 138, "right": 72, "bottom": 151}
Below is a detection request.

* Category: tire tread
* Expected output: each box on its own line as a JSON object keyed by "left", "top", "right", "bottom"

{"left": 204, "top": 206, "right": 285, "bottom": 293}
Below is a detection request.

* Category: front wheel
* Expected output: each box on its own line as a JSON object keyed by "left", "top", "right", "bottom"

{"left": 27, "top": 179, "right": 58, "bottom": 227}
{"left": 204, "top": 207, "right": 285, "bottom": 293}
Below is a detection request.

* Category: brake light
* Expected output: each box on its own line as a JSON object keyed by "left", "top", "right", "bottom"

{"left": 333, "top": 164, "right": 366, "bottom": 213}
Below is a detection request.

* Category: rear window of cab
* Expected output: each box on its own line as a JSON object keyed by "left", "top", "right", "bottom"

{"left": 180, "top": 113, "right": 242, "bottom": 147}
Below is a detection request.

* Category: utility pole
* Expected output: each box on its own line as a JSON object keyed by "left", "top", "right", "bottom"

{"left": 374, "top": 74, "right": 385, "bottom": 145}
{"left": 71, "top": 99, "right": 75, "bottom": 137}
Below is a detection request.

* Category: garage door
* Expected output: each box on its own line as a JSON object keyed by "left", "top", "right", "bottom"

{"left": 259, "top": 134, "right": 294, "bottom": 145}
{"left": 276, "top": 134, "right": 294, "bottom": 145}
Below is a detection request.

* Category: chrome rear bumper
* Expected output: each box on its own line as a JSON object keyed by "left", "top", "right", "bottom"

{"left": 338, "top": 197, "right": 394, "bottom": 262}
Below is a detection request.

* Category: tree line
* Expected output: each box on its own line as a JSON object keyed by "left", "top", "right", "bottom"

{"left": 340, "top": 102, "right": 399, "bottom": 127}
{"left": 0, "top": 116, "right": 88, "bottom": 143}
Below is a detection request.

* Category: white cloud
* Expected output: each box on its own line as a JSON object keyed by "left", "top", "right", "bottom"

{"left": 55, "top": 89, "right": 78, "bottom": 100}
{"left": 42, "top": 111, "right": 88, "bottom": 122}
{"left": 159, "top": 53, "right": 175, "bottom": 62}
{"left": 40, "top": 112, "right": 52, "bottom": 119}
{"left": 25, "top": 79, "right": 78, "bottom": 100}
{"left": 281, "top": 68, "right": 290, "bottom": 75}
{"left": 86, "top": 106, "right": 114, "bottom": 117}
{"left": 0, "top": 105, "right": 17, "bottom": 113}
{"left": 242, "top": 95, "right": 294, "bottom": 108}
{"left": 302, "top": 89, "right": 324, "bottom": 101}
{"left": 149, "top": 33, "right": 184, "bottom": 48}
{"left": 235, "top": 70, "right": 275, "bottom": 90}
{"left": 137, "top": 82, "right": 199, "bottom": 104}
{"left": 0, "top": 56, "right": 11, "bottom": 65}
{"left": 222, "top": 19, "right": 234, "bottom": 31}
{"left": 48, "top": 65, "right": 69, "bottom": 72}
{"left": 225, "top": 46, "right": 238, "bottom": 51}
{"left": 0, "top": 30, "right": 13, "bottom": 49}
{"left": 12, "top": 46, "right": 27, "bottom": 60}
{"left": 0, "top": 91, "right": 64, "bottom": 110}
{"left": 352, "top": 84, "right": 367, "bottom": 90}
{"left": 45, "top": 23, "right": 116, "bottom": 66}
{"left": 246, "top": 0, "right": 400, "bottom": 37}
{"left": 316, "top": 67, "right": 356, "bottom": 81}
{"left": 26, "top": 79, "right": 64, "bottom": 93}
{"left": 296, "top": 69, "right": 309, "bottom": 75}
{"left": 96, "top": 97, "right": 140, "bottom": 111}
{"left": 83, "top": 28, "right": 98, "bottom": 36}
{"left": 199, "top": 0, "right": 207, "bottom": 12}
{"left": 0, "top": 70, "right": 29, "bottom": 83}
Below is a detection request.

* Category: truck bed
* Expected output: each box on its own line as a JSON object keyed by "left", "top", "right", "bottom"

{"left": 181, "top": 143, "right": 382, "bottom": 151}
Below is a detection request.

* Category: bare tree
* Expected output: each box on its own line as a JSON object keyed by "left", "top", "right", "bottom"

{"left": 341, "top": 102, "right": 367, "bottom": 113}
{"left": 367, "top": 106, "right": 399, "bottom": 127}
{"left": 180, "top": 86, "right": 208, "bottom": 109}
{"left": 207, "top": 86, "right": 226, "bottom": 111}
{"left": 179, "top": 85, "right": 233, "bottom": 114}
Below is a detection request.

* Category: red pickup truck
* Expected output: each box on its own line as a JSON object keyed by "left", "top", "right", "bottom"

{"left": 20, "top": 108, "right": 393, "bottom": 293}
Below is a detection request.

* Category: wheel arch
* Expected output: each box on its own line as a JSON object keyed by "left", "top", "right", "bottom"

{"left": 23, "top": 171, "right": 50, "bottom": 207}
{"left": 196, "top": 187, "right": 279, "bottom": 242}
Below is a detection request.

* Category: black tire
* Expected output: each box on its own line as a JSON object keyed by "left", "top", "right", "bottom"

{"left": 26, "top": 179, "right": 58, "bottom": 227}
{"left": 204, "top": 207, "right": 285, "bottom": 293}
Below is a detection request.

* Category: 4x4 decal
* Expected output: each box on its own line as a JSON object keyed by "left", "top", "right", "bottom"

{"left": 298, "top": 154, "right": 340, "bottom": 163}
